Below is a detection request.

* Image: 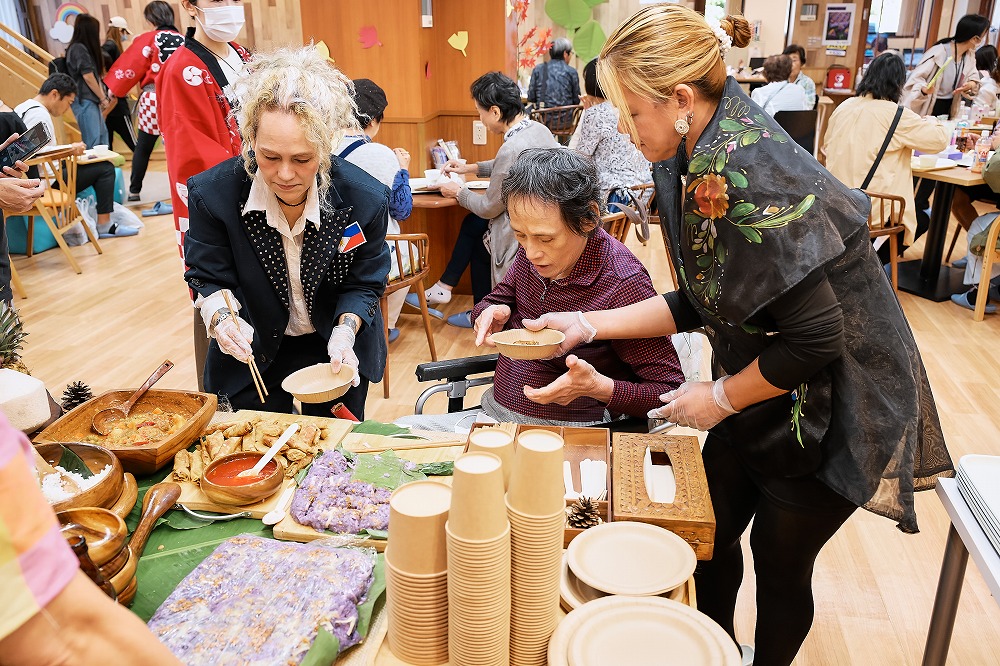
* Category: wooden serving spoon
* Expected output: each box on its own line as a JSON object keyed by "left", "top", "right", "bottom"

{"left": 92, "top": 360, "right": 173, "bottom": 436}
{"left": 128, "top": 481, "right": 182, "bottom": 560}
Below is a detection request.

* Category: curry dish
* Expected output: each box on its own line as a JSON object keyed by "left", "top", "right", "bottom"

{"left": 84, "top": 408, "right": 185, "bottom": 448}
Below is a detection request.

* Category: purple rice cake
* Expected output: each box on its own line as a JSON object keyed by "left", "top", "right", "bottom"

{"left": 147, "top": 535, "right": 375, "bottom": 664}
{"left": 291, "top": 449, "right": 392, "bottom": 534}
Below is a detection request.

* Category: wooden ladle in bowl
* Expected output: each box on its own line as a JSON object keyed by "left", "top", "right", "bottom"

{"left": 92, "top": 361, "right": 173, "bottom": 435}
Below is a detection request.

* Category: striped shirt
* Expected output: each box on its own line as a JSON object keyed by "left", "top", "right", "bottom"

{"left": 0, "top": 411, "right": 78, "bottom": 640}
{"left": 472, "top": 228, "right": 684, "bottom": 422}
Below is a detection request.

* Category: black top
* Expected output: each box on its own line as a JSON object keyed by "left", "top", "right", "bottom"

{"left": 66, "top": 43, "right": 100, "bottom": 103}
{"left": 0, "top": 112, "right": 39, "bottom": 304}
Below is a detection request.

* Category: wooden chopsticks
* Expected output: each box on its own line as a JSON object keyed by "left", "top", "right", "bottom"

{"left": 221, "top": 291, "right": 268, "bottom": 404}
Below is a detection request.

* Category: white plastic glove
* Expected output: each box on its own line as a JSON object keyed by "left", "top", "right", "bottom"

{"left": 327, "top": 323, "right": 361, "bottom": 387}
{"left": 521, "top": 311, "right": 597, "bottom": 359}
{"left": 474, "top": 304, "right": 512, "bottom": 347}
{"left": 647, "top": 376, "right": 740, "bottom": 431}
{"left": 214, "top": 316, "right": 254, "bottom": 362}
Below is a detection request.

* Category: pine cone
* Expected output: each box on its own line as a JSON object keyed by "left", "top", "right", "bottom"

{"left": 567, "top": 496, "right": 603, "bottom": 530}
{"left": 61, "top": 381, "right": 93, "bottom": 411}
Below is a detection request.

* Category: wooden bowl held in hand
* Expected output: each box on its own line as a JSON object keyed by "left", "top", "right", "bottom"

{"left": 281, "top": 363, "right": 356, "bottom": 403}
{"left": 37, "top": 443, "right": 125, "bottom": 514}
{"left": 56, "top": 506, "right": 128, "bottom": 567}
{"left": 199, "top": 452, "right": 285, "bottom": 506}
{"left": 489, "top": 328, "right": 566, "bottom": 360}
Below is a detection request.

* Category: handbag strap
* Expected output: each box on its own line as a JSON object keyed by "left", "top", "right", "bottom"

{"left": 338, "top": 138, "right": 367, "bottom": 159}
{"left": 861, "top": 106, "right": 904, "bottom": 190}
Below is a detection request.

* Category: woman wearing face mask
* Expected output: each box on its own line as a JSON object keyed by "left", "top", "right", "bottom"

{"left": 527, "top": 6, "right": 953, "bottom": 664}
{"left": 901, "top": 13, "right": 989, "bottom": 118}
{"left": 183, "top": 48, "right": 390, "bottom": 418}
{"left": 157, "top": 0, "right": 250, "bottom": 391}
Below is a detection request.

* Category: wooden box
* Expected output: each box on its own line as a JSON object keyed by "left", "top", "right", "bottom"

{"left": 467, "top": 423, "right": 612, "bottom": 547}
{"left": 35, "top": 389, "right": 216, "bottom": 475}
{"left": 611, "top": 433, "right": 715, "bottom": 560}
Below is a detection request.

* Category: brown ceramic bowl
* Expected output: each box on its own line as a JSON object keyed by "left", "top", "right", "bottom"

{"left": 56, "top": 506, "right": 127, "bottom": 567}
{"left": 200, "top": 452, "right": 285, "bottom": 506}
{"left": 40, "top": 444, "right": 125, "bottom": 514}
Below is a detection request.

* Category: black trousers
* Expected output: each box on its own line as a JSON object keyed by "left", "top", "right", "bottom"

{"left": 440, "top": 213, "right": 492, "bottom": 303}
{"left": 221, "top": 331, "right": 370, "bottom": 420}
{"left": 130, "top": 130, "right": 158, "bottom": 194}
{"left": 53, "top": 161, "right": 116, "bottom": 214}
{"left": 694, "top": 434, "right": 857, "bottom": 666}
{"left": 105, "top": 105, "right": 136, "bottom": 152}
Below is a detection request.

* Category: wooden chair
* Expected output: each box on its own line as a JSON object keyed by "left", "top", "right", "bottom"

{"left": 863, "top": 190, "right": 906, "bottom": 293}
{"left": 773, "top": 110, "right": 819, "bottom": 154}
{"left": 601, "top": 211, "right": 630, "bottom": 243}
{"left": 970, "top": 218, "right": 1000, "bottom": 321}
{"left": 9, "top": 263, "right": 25, "bottom": 298}
{"left": 528, "top": 104, "right": 583, "bottom": 145}
{"left": 381, "top": 233, "right": 437, "bottom": 398}
{"left": 27, "top": 147, "right": 102, "bottom": 274}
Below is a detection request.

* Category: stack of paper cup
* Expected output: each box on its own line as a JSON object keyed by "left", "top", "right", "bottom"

{"left": 385, "top": 480, "right": 451, "bottom": 665}
{"left": 467, "top": 428, "right": 515, "bottom": 489}
{"left": 506, "top": 429, "right": 566, "bottom": 665}
{"left": 447, "top": 452, "right": 511, "bottom": 666}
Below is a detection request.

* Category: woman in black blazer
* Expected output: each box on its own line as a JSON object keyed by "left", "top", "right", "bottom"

{"left": 183, "top": 48, "right": 390, "bottom": 418}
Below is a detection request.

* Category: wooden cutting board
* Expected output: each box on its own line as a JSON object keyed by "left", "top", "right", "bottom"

{"left": 175, "top": 476, "right": 295, "bottom": 519}
{"left": 273, "top": 444, "right": 464, "bottom": 545}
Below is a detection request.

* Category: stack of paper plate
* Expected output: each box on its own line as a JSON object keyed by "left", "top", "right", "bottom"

{"left": 956, "top": 455, "right": 1000, "bottom": 554}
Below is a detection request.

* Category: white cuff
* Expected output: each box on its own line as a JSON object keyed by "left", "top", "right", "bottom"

{"left": 196, "top": 289, "right": 241, "bottom": 336}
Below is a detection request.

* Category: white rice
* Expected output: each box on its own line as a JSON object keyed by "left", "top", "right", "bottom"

{"left": 39, "top": 464, "right": 112, "bottom": 503}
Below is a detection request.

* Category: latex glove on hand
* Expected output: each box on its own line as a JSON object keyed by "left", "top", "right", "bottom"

{"left": 521, "top": 311, "right": 597, "bottom": 359}
{"left": 474, "top": 304, "right": 512, "bottom": 346}
{"left": 215, "top": 316, "right": 255, "bottom": 363}
{"left": 647, "top": 376, "right": 740, "bottom": 431}
{"left": 327, "top": 323, "right": 361, "bottom": 387}
{"left": 523, "top": 354, "right": 613, "bottom": 406}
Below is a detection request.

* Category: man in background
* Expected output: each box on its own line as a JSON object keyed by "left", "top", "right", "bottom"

{"left": 527, "top": 37, "right": 581, "bottom": 110}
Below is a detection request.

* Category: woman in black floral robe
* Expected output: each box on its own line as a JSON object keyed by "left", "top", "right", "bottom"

{"left": 523, "top": 6, "right": 954, "bottom": 665}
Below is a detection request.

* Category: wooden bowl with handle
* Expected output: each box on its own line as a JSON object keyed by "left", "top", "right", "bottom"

{"left": 200, "top": 452, "right": 285, "bottom": 506}
{"left": 55, "top": 506, "right": 127, "bottom": 567}
{"left": 37, "top": 443, "right": 124, "bottom": 514}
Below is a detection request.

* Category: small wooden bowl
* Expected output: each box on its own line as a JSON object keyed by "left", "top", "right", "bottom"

{"left": 117, "top": 575, "right": 138, "bottom": 607}
{"left": 199, "top": 452, "right": 285, "bottom": 506}
{"left": 56, "top": 506, "right": 128, "bottom": 567}
{"left": 39, "top": 443, "right": 125, "bottom": 514}
{"left": 108, "top": 545, "right": 137, "bottom": 596}
{"left": 98, "top": 542, "right": 131, "bottom": 579}
{"left": 281, "top": 363, "right": 356, "bottom": 403}
{"left": 489, "top": 328, "right": 566, "bottom": 360}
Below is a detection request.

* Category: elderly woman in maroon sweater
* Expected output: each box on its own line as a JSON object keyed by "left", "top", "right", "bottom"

{"left": 468, "top": 148, "right": 683, "bottom": 426}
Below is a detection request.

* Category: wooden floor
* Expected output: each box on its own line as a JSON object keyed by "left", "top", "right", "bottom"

{"left": 9, "top": 172, "right": 1000, "bottom": 663}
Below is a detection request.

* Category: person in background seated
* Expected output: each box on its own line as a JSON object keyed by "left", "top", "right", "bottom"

{"left": 973, "top": 45, "right": 1000, "bottom": 112}
{"left": 398, "top": 149, "right": 683, "bottom": 432}
{"left": 751, "top": 55, "right": 809, "bottom": 116}
{"left": 423, "top": 72, "right": 559, "bottom": 328}
{"left": 951, "top": 148, "right": 1000, "bottom": 312}
{"left": 15, "top": 74, "right": 137, "bottom": 238}
{"left": 782, "top": 44, "right": 816, "bottom": 108}
{"left": 335, "top": 79, "right": 413, "bottom": 344}
{"left": 823, "top": 53, "right": 948, "bottom": 258}
{"left": 526, "top": 37, "right": 581, "bottom": 110}
{"left": 0, "top": 413, "right": 181, "bottom": 664}
{"left": 572, "top": 58, "right": 651, "bottom": 210}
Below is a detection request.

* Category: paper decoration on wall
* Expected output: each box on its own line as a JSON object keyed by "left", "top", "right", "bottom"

{"left": 506, "top": 0, "right": 514, "bottom": 17}
{"left": 359, "top": 25, "right": 382, "bottom": 49}
{"left": 518, "top": 26, "right": 552, "bottom": 72}
{"left": 448, "top": 31, "right": 469, "bottom": 57}
{"left": 315, "top": 40, "right": 336, "bottom": 65}
{"left": 50, "top": 2, "right": 86, "bottom": 44}
{"left": 425, "top": 61, "right": 431, "bottom": 79}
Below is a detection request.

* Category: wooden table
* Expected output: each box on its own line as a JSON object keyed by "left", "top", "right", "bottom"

{"left": 407, "top": 180, "right": 487, "bottom": 295}
{"left": 900, "top": 166, "right": 982, "bottom": 301}
{"left": 921, "top": 478, "right": 1000, "bottom": 665}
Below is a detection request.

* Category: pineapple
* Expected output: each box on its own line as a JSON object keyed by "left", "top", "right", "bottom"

{"left": 0, "top": 302, "right": 29, "bottom": 375}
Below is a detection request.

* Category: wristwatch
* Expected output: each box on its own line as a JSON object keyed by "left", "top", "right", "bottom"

{"left": 211, "top": 308, "right": 233, "bottom": 329}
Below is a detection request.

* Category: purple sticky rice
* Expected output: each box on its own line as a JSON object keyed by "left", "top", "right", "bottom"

{"left": 147, "top": 535, "right": 376, "bottom": 664}
{"left": 291, "top": 451, "right": 392, "bottom": 534}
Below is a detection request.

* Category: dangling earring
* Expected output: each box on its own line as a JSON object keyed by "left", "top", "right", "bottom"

{"left": 674, "top": 112, "right": 694, "bottom": 137}
{"left": 247, "top": 149, "right": 258, "bottom": 174}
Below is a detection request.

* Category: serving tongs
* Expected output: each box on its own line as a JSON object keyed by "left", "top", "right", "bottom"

{"left": 174, "top": 503, "right": 253, "bottom": 522}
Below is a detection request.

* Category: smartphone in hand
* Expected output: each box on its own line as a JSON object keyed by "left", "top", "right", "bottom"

{"left": 0, "top": 122, "right": 53, "bottom": 171}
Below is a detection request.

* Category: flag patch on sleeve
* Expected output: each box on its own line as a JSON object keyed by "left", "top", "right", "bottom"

{"left": 338, "top": 222, "right": 367, "bottom": 253}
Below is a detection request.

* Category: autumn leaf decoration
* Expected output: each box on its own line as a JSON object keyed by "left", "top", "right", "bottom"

{"left": 359, "top": 26, "right": 382, "bottom": 49}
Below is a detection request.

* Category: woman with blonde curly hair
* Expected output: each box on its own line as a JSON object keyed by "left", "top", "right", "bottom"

{"left": 183, "top": 46, "right": 391, "bottom": 418}
{"left": 524, "top": 5, "right": 953, "bottom": 663}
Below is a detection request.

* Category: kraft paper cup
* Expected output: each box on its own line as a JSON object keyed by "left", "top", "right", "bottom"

{"left": 448, "top": 451, "right": 508, "bottom": 541}
{"left": 468, "top": 428, "right": 515, "bottom": 489}
{"left": 507, "top": 429, "right": 565, "bottom": 516}
{"left": 387, "top": 480, "right": 452, "bottom": 575}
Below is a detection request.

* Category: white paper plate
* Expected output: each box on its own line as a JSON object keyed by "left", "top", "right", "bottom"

{"left": 911, "top": 157, "right": 957, "bottom": 170}
{"left": 409, "top": 177, "right": 437, "bottom": 193}
{"left": 565, "top": 522, "right": 696, "bottom": 596}
{"left": 466, "top": 180, "right": 489, "bottom": 190}
{"left": 559, "top": 553, "right": 682, "bottom": 611}
{"left": 548, "top": 596, "right": 739, "bottom": 666}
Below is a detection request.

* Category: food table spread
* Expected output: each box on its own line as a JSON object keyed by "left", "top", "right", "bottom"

{"left": 902, "top": 166, "right": 984, "bottom": 301}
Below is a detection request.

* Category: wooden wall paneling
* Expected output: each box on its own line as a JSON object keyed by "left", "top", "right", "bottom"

{"left": 788, "top": 0, "right": 872, "bottom": 91}
{"left": 431, "top": 113, "right": 505, "bottom": 166}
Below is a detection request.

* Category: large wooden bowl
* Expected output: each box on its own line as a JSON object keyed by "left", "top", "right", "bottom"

{"left": 37, "top": 443, "right": 125, "bottom": 514}
{"left": 200, "top": 452, "right": 284, "bottom": 506}
{"left": 55, "top": 506, "right": 128, "bottom": 567}
{"left": 34, "top": 390, "right": 217, "bottom": 475}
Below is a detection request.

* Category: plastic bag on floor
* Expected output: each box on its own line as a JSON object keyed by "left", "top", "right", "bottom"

{"left": 71, "top": 197, "right": 145, "bottom": 245}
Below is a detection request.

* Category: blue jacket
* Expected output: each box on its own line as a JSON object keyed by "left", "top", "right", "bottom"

{"left": 184, "top": 156, "right": 391, "bottom": 397}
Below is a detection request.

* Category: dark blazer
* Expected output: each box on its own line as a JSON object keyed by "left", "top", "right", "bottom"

{"left": 184, "top": 156, "right": 391, "bottom": 398}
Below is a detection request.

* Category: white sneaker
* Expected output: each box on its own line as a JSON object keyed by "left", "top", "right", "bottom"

{"left": 424, "top": 284, "right": 452, "bottom": 305}
{"left": 741, "top": 645, "right": 754, "bottom": 666}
